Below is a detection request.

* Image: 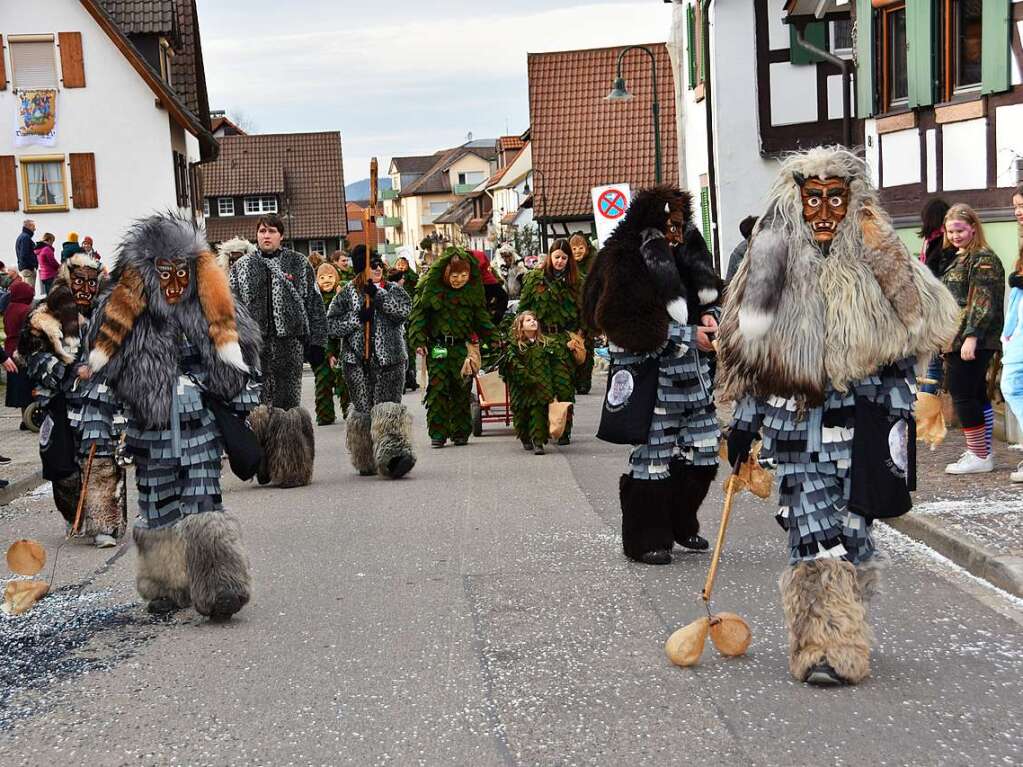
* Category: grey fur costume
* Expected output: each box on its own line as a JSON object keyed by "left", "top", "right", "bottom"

{"left": 87, "top": 214, "right": 262, "bottom": 620}
{"left": 18, "top": 254, "right": 127, "bottom": 539}
{"left": 328, "top": 281, "right": 415, "bottom": 479}
{"left": 248, "top": 404, "right": 315, "bottom": 487}
{"left": 719, "top": 147, "right": 959, "bottom": 684}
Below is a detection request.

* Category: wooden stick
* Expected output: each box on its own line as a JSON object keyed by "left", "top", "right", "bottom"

{"left": 70, "top": 443, "right": 98, "bottom": 537}
{"left": 363, "top": 158, "right": 378, "bottom": 362}
{"left": 701, "top": 469, "right": 740, "bottom": 603}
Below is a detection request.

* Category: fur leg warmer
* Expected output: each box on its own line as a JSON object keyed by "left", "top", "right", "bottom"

{"left": 370, "top": 402, "right": 416, "bottom": 479}
{"left": 133, "top": 524, "right": 191, "bottom": 608}
{"left": 249, "top": 404, "right": 315, "bottom": 487}
{"left": 856, "top": 553, "right": 887, "bottom": 603}
{"left": 178, "top": 512, "right": 251, "bottom": 620}
{"left": 346, "top": 410, "right": 375, "bottom": 474}
{"left": 79, "top": 458, "right": 127, "bottom": 537}
{"left": 669, "top": 461, "right": 717, "bottom": 544}
{"left": 52, "top": 473, "right": 82, "bottom": 527}
{"left": 779, "top": 559, "right": 873, "bottom": 684}
{"left": 619, "top": 474, "right": 675, "bottom": 561}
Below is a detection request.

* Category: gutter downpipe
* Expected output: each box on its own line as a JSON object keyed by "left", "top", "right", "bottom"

{"left": 792, "top": 21, "right": 853, "bottom": 147}
{"left": 701, "top": 0, "right": 721, "bottom": 270}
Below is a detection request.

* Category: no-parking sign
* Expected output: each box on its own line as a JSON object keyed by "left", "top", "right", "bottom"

{"left": 591, "top": 184, "right": 631, "bottom": 248}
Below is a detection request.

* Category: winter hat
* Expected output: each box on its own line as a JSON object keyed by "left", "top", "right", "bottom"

{"left": 350, "top": 245, "right": 383, "bottom": 275}
{"left": 88, "top": 214, "right": 248, "bottom": 374}
{"left": 66, "top": 232, "right": 79, "bottom": 243}
{"left": 471, "top": 250, "right": 500, "bottom": 286}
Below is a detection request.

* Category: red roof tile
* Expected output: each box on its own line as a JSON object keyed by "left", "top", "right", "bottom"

{"left": 527, "top": 43, "right": 678, "bottom": 220}
{"left": 498, "top": 135, "right": 526, "bottom": 151}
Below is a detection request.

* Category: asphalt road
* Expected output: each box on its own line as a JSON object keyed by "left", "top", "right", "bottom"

{"left": 1, "top": 373, "right": 1021, "bottom": 766}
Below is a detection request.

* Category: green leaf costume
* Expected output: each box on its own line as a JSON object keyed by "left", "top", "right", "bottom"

{"left": 574, "top": 249, "right": 597, "bottom": 394}
{"left": 517, "top": 268, "right": 581, "bottom": 438}
{"left": 408, "top": 247, "right": 494, "bottom": 441}
{"left": 499, "top": 337, "right": 556, "bottom": 446}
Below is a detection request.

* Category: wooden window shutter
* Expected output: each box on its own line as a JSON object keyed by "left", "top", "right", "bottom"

{"left": 699, "top": 186, "right": 712, "bottom": 244}
{"left": 69, "top": 153, "right": 98, "bottom": 208}
{"left": 686, "top": 4, "right": 697, "bottom": 89}
{"left": 855, "top": 0, "right": 877, "bottom": 118}
{"left": 58, "top": 32, "right": 85, "bottom": 88}
{"left": 906, "top": 0, "right": 934, "bottom": 108}
{"left": 0, "top": 156, "right": 18, "bottom": 211}
{"left": 0, "top": 35, "right": 7, "bottom": 90}
{"left": 981, "top": 0, "right": 1010, "bottom": 95}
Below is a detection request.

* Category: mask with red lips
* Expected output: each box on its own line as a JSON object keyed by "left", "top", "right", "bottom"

{"left": 794, "top": 173, "right": 849, "bottom": 246}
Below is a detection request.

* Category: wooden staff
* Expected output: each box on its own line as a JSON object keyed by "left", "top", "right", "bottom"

{"left": 363, "top": 157, "right": 378, "bottom": 361}
{"left": 701, "top": 464, "right": 742, "bottom": 604}
{"left": 70, "top": 443, "right": 98, "bottom": 537}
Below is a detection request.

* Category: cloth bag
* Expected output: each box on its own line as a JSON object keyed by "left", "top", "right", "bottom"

{"left": 205, "top": 394, "right": 263, "bottom": 481}
{"left": 39, "top": 394, "right": 78, "bottom": 481}
{"left": 848, "top": 396, "right": 916, "bottom": 520}
{"left": 596, "top": 356, "right": 659, "bottom": 445}
{"left": 548, "top": 400, "right": 573, "bottom": 440}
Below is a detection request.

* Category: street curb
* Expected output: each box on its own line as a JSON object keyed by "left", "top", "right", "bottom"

{"left": 0, "top": 470, "right": 44, "bottom": 507}
{"left": 886, "top": 514, "right": 1023, "bottom": 599}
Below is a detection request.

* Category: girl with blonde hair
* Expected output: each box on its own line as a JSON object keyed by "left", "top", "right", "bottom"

{"left": 500, "top": 311, "right": 556, "bottom": 454}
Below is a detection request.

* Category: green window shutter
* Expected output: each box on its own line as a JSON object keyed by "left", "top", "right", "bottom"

{"left": 687, "top": 4, "right": 697, "bottom": 89}
{"left": 906, "top": 0, "right": 934, "bottom": 108}
{"left": 855, "top": 0, "right": 876, "bottom": 118}
{"left": 981, "top": 0, "right": 1011, "bottom": 95}
{"left": 790, "top": 22, "right": 828, "bottom": 65}
{"left": 699, "top": 187, "right": 712, "bottom": 243}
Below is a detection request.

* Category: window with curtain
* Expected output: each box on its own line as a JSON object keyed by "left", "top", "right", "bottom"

{"left": 22, "top": 156, "right": 67, "bottom": 211}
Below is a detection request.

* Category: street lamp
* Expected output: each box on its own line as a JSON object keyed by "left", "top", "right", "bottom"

{"left": 605, "top": 44, "right": 662, "bottom": 184}
{"left": 526, "top": 168, "right": 550, "bottom": 254}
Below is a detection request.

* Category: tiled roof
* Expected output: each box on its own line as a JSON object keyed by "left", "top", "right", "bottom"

{"left": 434, "top": 197, "right": 474, "bottom": 226}
{"left": 498, "top": 135, "right": 526, "bottom": 152}
{"left": 500, "top": 212, "right": 518, "bottom": 225}
{"left": 527, "top": 43, "right": 678, "bottom": 219}
{"left": 391, "top": 155, "right": 439, "bottom": 174}
{"left": 203, "top": 132, "right": 347, "bottom": 242}
{"left": 463, "top": 218, "right": 488, "bottom": 235}
{"left": 99, "top": 0, "right": 176, "bottom": 37}
{"left": 211, "top": 114, "right": 247, "bottom": 136}
{"left": 401, "top": 142, "right": 499, "bottom": 197}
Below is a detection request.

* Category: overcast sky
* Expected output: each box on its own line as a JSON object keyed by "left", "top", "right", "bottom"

{"left": 195, "top": 0, "right": 675, "bottom": 183}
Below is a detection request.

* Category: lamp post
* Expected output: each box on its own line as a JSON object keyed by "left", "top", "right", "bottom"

{"left": 605, "top": 44, "right": 662, "bottom": 184}
{"left": 523, "top": 167, "right": 549, "bottom": 254}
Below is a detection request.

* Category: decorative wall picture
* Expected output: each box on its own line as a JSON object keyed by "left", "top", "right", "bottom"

{"left": 14, "top": 89, "right": 58, "bottom": 147}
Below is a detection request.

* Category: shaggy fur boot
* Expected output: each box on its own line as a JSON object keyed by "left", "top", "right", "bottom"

{"left": 52, "top": 472, "right": 82, "bottom": 526}
{"left": 370, "top": 402, "right": 415, "bottom": 479}
{"left": 668, "top": 461, "right": 717, "bottom": 545}
{"left": 346, "top": 410, "right": 375, "bottom": 475}
{"left": 780, "top": 559, "right": 873, "bottom": 685}
{"left": 619, "top": 474, "right": 675, "bottom": 564}
{"left": 134, "top": 524, "right": 191, "bottom": 612}
{"left": 178, "top": 512, "right": 251, "bottom": 620}
{"left": 249, "top": 404, "right": 315, "bottom": 487}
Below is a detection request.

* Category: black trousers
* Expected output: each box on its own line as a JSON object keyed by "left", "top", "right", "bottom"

{"left": 945, "top": 350, "right": 993, "bottom": 429}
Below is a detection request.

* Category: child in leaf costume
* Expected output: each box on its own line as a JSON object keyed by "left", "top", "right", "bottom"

{"left": 315, "top": 263, "right": 346, "bottom": 425}
{"left": 500, "top": 311, "right": 556, "bottom": 454}
{"left": 517, "top": 239, "right": 582, "bottom": 443}
{"left": 570, "top": 233, "right": 597, "bottom": 395}
{"left": 408, "top": 247, "right": 494, "bottom": 447}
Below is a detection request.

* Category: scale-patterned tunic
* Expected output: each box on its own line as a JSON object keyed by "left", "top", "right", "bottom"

{"left": 732, "top": 357, "right": 917, "bottom": 565}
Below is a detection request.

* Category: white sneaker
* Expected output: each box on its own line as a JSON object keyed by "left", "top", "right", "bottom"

{"left": 94, "top": 533, "right": 117, "bottom": 548}
{"left": 945, "top": 450, "right": 994, "bottom": 474}
{"left": 1011, "top": 461, "right": 1023, "bottom": 483}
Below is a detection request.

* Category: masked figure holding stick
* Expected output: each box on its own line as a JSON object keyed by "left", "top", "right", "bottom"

{"left": 718, "top": 147, "right": 958, "bottom": 685}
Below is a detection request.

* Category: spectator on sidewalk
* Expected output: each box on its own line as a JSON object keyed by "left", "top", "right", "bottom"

{"left": 942, "top": 203, "right": 1005, "bottom": 475}
{"left": 15, "top": 218, "right": 36, "bottom": 285}
{"left": 918, "top": 198, "right": 953, "bottom": 394}
{"left": 2, "top": 279, "right": 35, "bottom": 425}
{"left": 1000, "top": 183, "right": 1023, "bottom": 482}
{"left": 79, "top": 235, "right": 99, "bottom": 264}
{"left": 35, "top": 233, "right": 59, "bottom": 294}
{"left": 724, "top": 215, "right": 758, "bottom": 284}
{"left": 60, "top": 231, "right": 83, "bottom": 263}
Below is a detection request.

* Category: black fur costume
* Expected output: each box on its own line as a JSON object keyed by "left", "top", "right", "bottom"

{"left": 583, "top": 186, "right": 722, "bottom": 565}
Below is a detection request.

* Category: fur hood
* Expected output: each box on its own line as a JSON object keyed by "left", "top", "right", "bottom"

{"left": 18, "top": 253, "right": 103, "bottom": 365}
{"left": 86, "top": 214, "right": 262, "bottom": 427}
{"left": 717, "top": 147, "right": 959, "bottom": 405}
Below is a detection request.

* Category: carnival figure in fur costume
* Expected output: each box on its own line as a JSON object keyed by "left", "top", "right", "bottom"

{"left": 499, "top": 311, "right": 557, "bottom": 454}
{"left": 327, "top": 247, "right": 415, "bottom": 478}
{"left": 408, "top": 246, "right": 494, "bottom": 448}
{"left": 85, "top": 214, "right": 263, "bottom": 619}
{"left": 229, "top": 215, "right": 320, "bottom": 486}
{"left": 18, "top": 253, "right": 126, "bottom": 547}
{"left": 718, "top": 147, "right": 959, "bottom": 685}
{"left": 583, "top": 186, "right": 722, "bottom": 566}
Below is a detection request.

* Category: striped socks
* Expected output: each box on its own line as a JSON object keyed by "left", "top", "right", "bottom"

{"left": 984, "top": 404, "right": 994, "bottom": 455}
{"left": 964, "top": 425, "right": 988, "bottom": 458}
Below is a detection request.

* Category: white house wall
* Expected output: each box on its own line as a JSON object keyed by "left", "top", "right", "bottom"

{"left": 995, "top": 103, "right": 1023, "bottom": 188}
{"left": 941, "top": 118, "right": 988, "bottom": 191}
{"left": 880, "top": 129, "right": 921, "bottom": 187}
{"left": 769, "top": 63, "right": 818, "bottom": 126}
{"left": 0, "top": 2, "right": 195, "bottom": 267}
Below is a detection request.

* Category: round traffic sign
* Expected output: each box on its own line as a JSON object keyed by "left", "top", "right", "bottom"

{"left": 597, "top": 188, "right": 628, "bottom": 219}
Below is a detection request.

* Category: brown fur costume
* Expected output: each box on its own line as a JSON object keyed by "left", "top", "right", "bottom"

{"left": 248, "top": 404, "right": 315, "bottom": 487}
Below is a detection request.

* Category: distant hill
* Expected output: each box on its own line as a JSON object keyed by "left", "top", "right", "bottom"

{"left": 345, "top": 177, "right": 393, "bottom": 201}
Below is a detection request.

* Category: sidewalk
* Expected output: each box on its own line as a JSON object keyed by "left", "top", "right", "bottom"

{"left": 0, "top": 393, "right": 44, "bottom": 505}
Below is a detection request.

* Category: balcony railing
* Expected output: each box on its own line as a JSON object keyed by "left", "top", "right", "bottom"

{"left": 452, "top": 183, "right": 476, "bottom": 195}
{"left": 380, "top": 216, "right": 401, "bottom": 227}
{"left": 381, "top": 189, "right": 398, "bottom": 200}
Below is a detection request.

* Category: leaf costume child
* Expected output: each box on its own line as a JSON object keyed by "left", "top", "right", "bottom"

{"left": 569, "top": 233, "right": 597, "bottom": 395}
{"left": 499, "top": 311, "right": 556, "bottom": 454}
{"left": 408, "top": 246, "right": 494, "bottom": 447}
{"left": 517, "top": 239, "right": 582, "bottom": 442}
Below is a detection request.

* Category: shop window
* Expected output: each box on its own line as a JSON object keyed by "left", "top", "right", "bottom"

{"left": 20, "top": 155, "right": 67, "bottom": 212}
